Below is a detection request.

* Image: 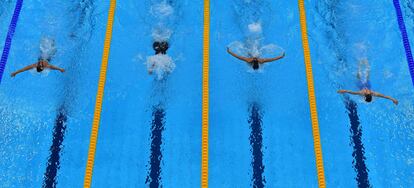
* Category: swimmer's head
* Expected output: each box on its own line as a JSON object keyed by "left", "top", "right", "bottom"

{"left": 153, "top": 41, "right": 169, "bottom": 54}
{"left": 364, "top": 94, "right": 372, "bottom": 102}
{"left": 36, "top": 61, "right": 44, "bottom": 72}
{"left": 252, "top": 58, "right": 259, "bottom": 70}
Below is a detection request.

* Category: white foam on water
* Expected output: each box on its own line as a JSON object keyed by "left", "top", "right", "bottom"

{"left": 146, "top": 54, "right": 175, "bottom": 80}
{"left": 152, "top": 27, "right": 172, "bottom": 42}
{"left": 150, "top": 1, "right": 174, "bottom": 18}
{"left": 357, "top": 58, "right": 370, "bottom": 83}
{"left": 39, "top": 37, "right": 56, "bottom": 60}
{"left": 248, "top": 22, "right": 262, "bottom": 33}
{"left": 149, "top": 1, "right": 176, "bottom": 42}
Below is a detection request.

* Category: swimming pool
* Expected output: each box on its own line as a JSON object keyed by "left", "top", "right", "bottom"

{"left": 0, "top": 0, "right": 413, "bottom": 187}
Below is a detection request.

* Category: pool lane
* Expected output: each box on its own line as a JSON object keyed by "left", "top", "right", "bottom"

{"left": 49, "top": 0, "right": 104, "bottom": 187}
{"left": 0, "top": 0, "right": 105, "bottom": 187}
{"left": 0, "top": 1, "right": 66, "bottom": 186}
{"left": 210, "top": 0, "right": 318, "bottom": 187}
{"left": 91, "top": 0, "right": 202, "bottom": 187}
{"left": 307, "top": 0, "right": 414, "bottom": 187}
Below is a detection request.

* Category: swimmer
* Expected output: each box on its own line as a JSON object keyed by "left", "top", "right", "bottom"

{"left": 227, "top": 47, "right": 285, "bottom": 70}
{"left": 11, "top": 58, "right": 65, "bottom": 77}
{"left": 153, "top": 41, "right": 169, "bottom": 55}
{"left": 148, "top": 41, "right": 170, "bottom": 74}
{"left": 337, "top": 59, "right": 398, "bottom": 105}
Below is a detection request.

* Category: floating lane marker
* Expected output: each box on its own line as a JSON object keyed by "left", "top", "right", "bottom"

{"left": 83, "top": 0, "right": 116, "bottom": 187}
{"left": 0, "top": 0, "right": 23, "bottom": 83}
{"left": 298, "top": 1, "right": 326, "bottom": 187}
{"left": 393, "top": 0, "right": 414, "bottom": 87}
{"left": 202, "top": 0, "right": 210, "bottom": 186}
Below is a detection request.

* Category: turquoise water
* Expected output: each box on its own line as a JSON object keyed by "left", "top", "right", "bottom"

{"left": 308, "top": 0, "right": 414, "bottom": 187}
{"left": 0, "top": 0, "right": 413, "bottom": 187}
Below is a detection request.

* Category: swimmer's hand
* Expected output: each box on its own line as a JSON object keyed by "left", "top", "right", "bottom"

{"left": 60, "top": 69, "right": 65, "bottom": 73}
{"left": 281, "top": 52, "right": 286, "bottom": 57}
{"left": 337, "top": 90, "right": 346, "bottom": 93}
{"left": 11, "top": 72, "right": 17, "bottom": 77}
{"left": 392, "top": 99, "right": 399, "bottom": 105}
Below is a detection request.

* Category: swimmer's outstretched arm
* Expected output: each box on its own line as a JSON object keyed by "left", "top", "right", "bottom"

{"left": 10, "top": 64, "right": 37, "bottom": 77}
{"left": 259, "top": 52, "right": 286, "bottom": 64}
{"left": 47, "top": 64, "right": 65, "bottom": 72}
{"left": 227, "top": 47, "right": 251, "bottom": 63}
{"left": 372, "top": 91, "right": 398, "bottom": 105}
{"left": 337, "top": 89, "right": 364, "bottom": 96}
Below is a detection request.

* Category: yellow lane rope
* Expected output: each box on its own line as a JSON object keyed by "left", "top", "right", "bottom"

{"left": 201, "top": 0, "right": 210, "bottom": 186}
{"left": 83, "top": 0, "right": 116, "bottom": 187}
{"left": 298, "top": 0, "right": 326, "bottom": 187}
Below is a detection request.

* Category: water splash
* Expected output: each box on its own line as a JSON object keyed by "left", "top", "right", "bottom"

{"left": 150, "top": 1, "right": 174, "bottom": 18}
{"left": 151, "top": 28, "right": 173, "bottom": 42}
{"left": 357, "top": 58, "right": 370, "bottom": 85}
{"left": 39, "top": 37, "right": 57, "bottom": 61}
{"left": 229, "top": 1, "right": 283, "bottom": 66}
{"left": 144, "top": 0, "right": 178, "bottom": 78}
{"left": 248, "top": 22, "right": 262, "bottom": 33}
{"left": 146, "top": 54, "right": 175, "bottom": 80}
{"left": 149, "top": 0, "right": 177, "bottom": 42}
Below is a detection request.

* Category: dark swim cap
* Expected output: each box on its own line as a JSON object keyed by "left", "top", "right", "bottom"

{"left": 365, "top": 94, "right": 372, "bottom": 102}
{"left": 252, "top": 59, "right": 259, "bottom": 70}
{"left": 36, "top": 64, "right": 43, "bottom": 72}
{"left": 153, "top": 41, "right": 169, "bottom": 54}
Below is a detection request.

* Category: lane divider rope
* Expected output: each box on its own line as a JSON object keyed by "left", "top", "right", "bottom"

{"left": 83, "top": 0, "right": 116, "bottom": 187}
{"left": 393, "top": 0, "right": 414, "bottom": 87}
{"left": 298, "top": 1, "right": 326, "bottom": 187}
{"left": 0, "top": 0, "right": 23, "bottom": 83}
{"left": 201, "top": 0, "right": 210, "bottom": 186}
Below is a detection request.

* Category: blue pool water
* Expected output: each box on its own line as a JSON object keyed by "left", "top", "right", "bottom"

{"left": 308, "top": 0, "right": 414, "bottom": 187}
{"left": 0, "top": 0, "right": 413, "bottom": 187}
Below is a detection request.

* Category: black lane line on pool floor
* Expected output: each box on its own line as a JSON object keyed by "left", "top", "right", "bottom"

{"left": 345, "top": 99, "right": 370, "bottom": 188}
{"left": 248, "top": 103, "right": 265, "bottom": 187}
{"left": 146, "top": 105, "right": 165, "bottom": 187}
{"left": 42, "top": 107, "right": 67, "bottom": 188}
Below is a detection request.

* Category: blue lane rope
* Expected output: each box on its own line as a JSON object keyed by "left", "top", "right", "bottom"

{"left": 0, "top": 0, "right": 23, "bottom": 83}
{"left": 393, "top": 0, "right": 414, "bottom": 87}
